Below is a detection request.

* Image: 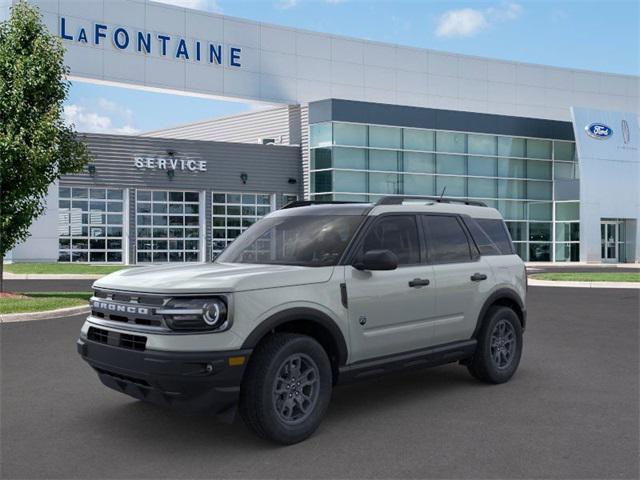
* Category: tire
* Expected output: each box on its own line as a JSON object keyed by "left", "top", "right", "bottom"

{"left": 467, "top": 306, "right": 523, "bottom": 384}
{"left": 239, "top": 333, "right": 332, "bottom": 445}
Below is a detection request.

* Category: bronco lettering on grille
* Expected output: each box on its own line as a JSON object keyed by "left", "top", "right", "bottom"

{"left": 91, "top": 300, "right": 149, "bottom": 315}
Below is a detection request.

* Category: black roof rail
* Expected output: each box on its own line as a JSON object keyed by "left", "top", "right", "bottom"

{"left": 281, "top": 200, "right": 364, "bottom": 209}
{"left": 375, "top": 196, "right": 488, "bottom": 207}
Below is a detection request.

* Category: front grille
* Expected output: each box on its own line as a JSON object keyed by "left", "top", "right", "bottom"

{"left": 88, "top": 326, "right": 147, "bottom": 351}
{"left": 90, "top": 290, "right": 167, "bottom": 330}
{"left": 94, "top": 367, "right": 150, "bottom": 387}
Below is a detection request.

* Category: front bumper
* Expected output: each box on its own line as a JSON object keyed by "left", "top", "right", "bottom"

{"left": 77, "top": 337, "right": 251, "bottom": 414}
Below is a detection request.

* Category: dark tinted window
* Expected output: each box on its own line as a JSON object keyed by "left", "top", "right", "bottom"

{"left": 360, "top": 216, "right": 420, "bottom": 265}
{"left": 476, "top": 218, "right": 515, "bottom": 254}
{"left": 423, "top": 215, "right": 472, "bottom": 263}
{"left": 464, "top": 218, "right": 501, "bottom": 256}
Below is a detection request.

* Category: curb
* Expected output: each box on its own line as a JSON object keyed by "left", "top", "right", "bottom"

{"left": 528, "top": 279, "right": 640, "bottom": 289}
{"left": 4, "top": 273, "right": 102, "bottom": 280}
{"left": 0, "top": 305, "right": 90, "bottom": 323}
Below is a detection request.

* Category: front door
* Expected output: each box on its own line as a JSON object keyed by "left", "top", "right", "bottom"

{"left": 345, "top": 215, "right": 436, "bottom": 363}
{"left": 601, "top": 221, "right": 618, "bottom": 263}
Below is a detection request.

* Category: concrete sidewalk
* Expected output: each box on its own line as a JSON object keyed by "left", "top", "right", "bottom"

{"left": 528, "top": 278, "right": 640, "bottom": 289}
{"left": 4, "top": 272, "right": 104, "bottom": 280}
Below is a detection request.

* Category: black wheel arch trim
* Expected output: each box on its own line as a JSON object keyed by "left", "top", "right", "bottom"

{"left": 473, "top": 288, "right": 526, "bottom": 338}
{"left": 241, "top": 307, "right": 349, "bottom": 366}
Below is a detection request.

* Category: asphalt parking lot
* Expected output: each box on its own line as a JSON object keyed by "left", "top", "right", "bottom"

{"left": 1, "top": 286, "right": 638, "bottom": 479}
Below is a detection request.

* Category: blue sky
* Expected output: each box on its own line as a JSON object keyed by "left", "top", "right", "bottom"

{"left": 64, "top": 0, "right": 639, "bottom": 135}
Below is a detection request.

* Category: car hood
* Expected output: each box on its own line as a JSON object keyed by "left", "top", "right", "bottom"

{"left": 93, "top": 263, "right": 335, "bottom": 294}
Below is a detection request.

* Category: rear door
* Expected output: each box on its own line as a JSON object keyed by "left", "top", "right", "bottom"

{"left": 422, "top": 214, "right": 493, "bottom": 345}
{"left": 345, "top": 214, "right": 436, "bottom": 363}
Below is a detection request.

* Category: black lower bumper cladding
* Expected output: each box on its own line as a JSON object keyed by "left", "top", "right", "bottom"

{"left": 77, "top": 337, "right": 251, "bottom": 414}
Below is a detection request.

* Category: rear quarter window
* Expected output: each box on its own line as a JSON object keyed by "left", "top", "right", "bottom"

{"left": 472, "top": 218, "right": 515, "bottom": 255}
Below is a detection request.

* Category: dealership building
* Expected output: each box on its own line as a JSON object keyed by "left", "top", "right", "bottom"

{"left": 4, "top": 0, "right": 639, "bottom": 264}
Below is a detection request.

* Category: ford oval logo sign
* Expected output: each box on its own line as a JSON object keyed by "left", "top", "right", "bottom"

{"left": 585, "top": 123, "right": 613, "bottom": 139}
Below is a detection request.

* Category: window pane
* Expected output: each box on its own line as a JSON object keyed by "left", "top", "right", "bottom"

{"left": 506, "top": 222, "right": 527, "bottom": 241}
{"left": 403, "top": 174, "right": 435, "bottom": 196}
{"left": 369, "top": 126, "right": 401, "bottom": 149}
{"left": 310, "top": 123, "right": 332, "bottom": 147}
{"left": 555, "top": 242, "right": 579, "bottom": 262}
{"left": 436, "top": 154, "right": 466, "bottom": 175}
{"left": 404, "top": 152, "right": 435, "bottom": 173}
{"left": 370, "top": 150, "right": 398, "bottom": 171}
{"left": 334, "top": 123, "right": 367, "bottom": 147}
{"left": 59, "top": 187, "right": 70, "bottom": 198}
{"left": 527, "top": 160, "right": 552, "bottom": 180}
{"left": 529, "top": 222, "right": 551, "bottom": 242}
{"left": 527, "top": 181, "right": 552, "bottom": 200}
{"left": 498, "top": 158, "right": 526, "bottom": 178}
{"left": 436, "top": 131, "right": 466, "bottom": 153}
{"left": 556, "top": 202, "right": 579, "bottom": 221}
{"left": 436, "top": 176, "right": 466, "bottom": 197}
{"left": 556, "top": 222, "right": 580, "bottom": 242}
{"left": 529, "top": 243, "right": 551, "bottom": 261}
{"left": 468, "top": 134, "right": 497, "bottom": 156}
{"left": 370, "top": 173, "right": 399, "bottom": 194}
{"left": 362, "top": 216, "right": 420, "bottom": 265}
{"left": 334, "top": 171, "right": 367, "bottom": 193}
{"left": 527, "top": 202, "right": 552, "bottom": 221}
{"left": 423, "top": 215, "right": 471, "bottom": 263}
{"left": 498, "top": 179, "right": 525, "bottom": 199}
{"left": 468, "top": 156, "right": 497, "bottom": 177}
{"left": 498, "top": 200, "right": 525, "bottom": 220}
{"left": 334, "top": 147, "right": 366, "bottom": 169}
{"left": 404, "top": 129, "right": 434, "bottom": 151}
{"left": 527, "top": 139, "right": 552, "bottom": 159}
{"left": 554, "top": 141, "right": 576, "bottom": 161}
{"left": 311, "top": 148, "right": 332, "bottom": 170}
{"left": 468, "top": 178, "right": 497, "bottom": 198}
{"left": 498, "top": 137, "right": 525, "bottom": 157}
{"left": 554, "top": 162, "right": 579, "bottom": 180}
{"left": 312, "top": 171, "right": 332, "bottom": 193}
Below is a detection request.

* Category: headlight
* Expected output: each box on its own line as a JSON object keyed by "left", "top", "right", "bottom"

{"left": 159, "top": 297, "right": 229, "bottom": 332}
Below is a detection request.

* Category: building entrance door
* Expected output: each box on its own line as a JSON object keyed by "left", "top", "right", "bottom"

{"left": 601, "top": 221, "right": 619, "bottom": 263}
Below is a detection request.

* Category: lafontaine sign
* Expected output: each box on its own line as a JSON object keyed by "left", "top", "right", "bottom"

{"left": 134, "top": 156, "right": 207, "bottom": 172}
{"left": 59, "top": 17, "right": 242, "bottom": 68}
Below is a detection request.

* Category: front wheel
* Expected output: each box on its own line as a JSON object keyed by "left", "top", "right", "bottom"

{"left": 467, "top": 306, "right": 523, "bottom": 384}
{"left": 239, "top": 333, "right": 332, "bottom": 444}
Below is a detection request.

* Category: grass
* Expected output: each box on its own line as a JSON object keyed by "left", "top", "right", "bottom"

{"left": 4, "top": 263, "right": 125, "bottom": 275}
{"left": 530, "top": 272, "right": 640, "bottom": 283}
{"left": 0, "top": 292, "right": 92, "bottom": 315}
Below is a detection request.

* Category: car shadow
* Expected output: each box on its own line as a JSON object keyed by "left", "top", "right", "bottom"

{"left": 82, "top": 363, "right": 483, "bottom": 451}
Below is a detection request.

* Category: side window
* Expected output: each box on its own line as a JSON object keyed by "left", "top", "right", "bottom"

{"left": 464, "top": 218, "right": 501, "bottom": 256}
{"left": 423, "top": 215, "right": 472, "bottom": 264}
{"left": 476, "top": 218, "right": 515, "bottom": 255}
{"left": 360, "top": 215, "right": 420, "bottom": 265}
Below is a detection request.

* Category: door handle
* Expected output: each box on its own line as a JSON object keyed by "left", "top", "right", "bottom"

{"left": 470, "top": 273, "right": 488, "bottom": 282}
{"left": 409, "top": 278, "right": 430, "bottom": 288}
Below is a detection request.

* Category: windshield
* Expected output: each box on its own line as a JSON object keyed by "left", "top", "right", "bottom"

{"left": 216, "top": 215, "right": 363, "bottom": 267}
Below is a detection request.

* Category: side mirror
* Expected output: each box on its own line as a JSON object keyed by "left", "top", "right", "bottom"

{"left": 353, "top": 249, "right": 398, "bottom": 271}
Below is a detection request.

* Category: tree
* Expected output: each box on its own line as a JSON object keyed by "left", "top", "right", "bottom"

{"left": 0, "top": 1, "right": 90, "bottom": 291}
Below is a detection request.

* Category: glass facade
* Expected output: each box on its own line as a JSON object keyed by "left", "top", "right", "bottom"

{"left": 58, "top": 187, "right": 124, "bottom": 263}
{"left": 212, "top": 192, "right": 274, "bottom": 258}
{"left": 309, "top": 121, "right": 580, "bottom": 262}
{"left": 136, "top": 190, "right": 200, "bottom": 263}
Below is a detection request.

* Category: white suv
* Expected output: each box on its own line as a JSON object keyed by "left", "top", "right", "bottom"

{"left": 78, "top": 196, "right": 527, "bottom": 444}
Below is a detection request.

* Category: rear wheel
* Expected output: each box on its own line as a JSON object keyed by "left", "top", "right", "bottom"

{"left": 467, "top": 306, "right": 522, "bottom": 384}
{"left": 239, "top": 333, "right": 332, "bottom": 444}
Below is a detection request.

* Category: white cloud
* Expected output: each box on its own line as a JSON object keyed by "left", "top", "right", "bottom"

{"left": 276, "top": 0, "right": 298, "bottom": 9}
{"left": 435, "top": 2, "right": 522, "bottom": 38}
{"left": 64, "top": 100, "right": 139, "bottom": 135}
{"left": 153, "top": 0, "right": 222, "bottom": 13}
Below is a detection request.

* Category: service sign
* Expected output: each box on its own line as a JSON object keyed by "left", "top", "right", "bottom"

{"left": 134, "top": 156, "right": 207, "bottom": 172}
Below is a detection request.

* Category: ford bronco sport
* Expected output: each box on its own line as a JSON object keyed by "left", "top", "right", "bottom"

{"left": 78, "top": 196, "right": 527, "bottom": 444}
